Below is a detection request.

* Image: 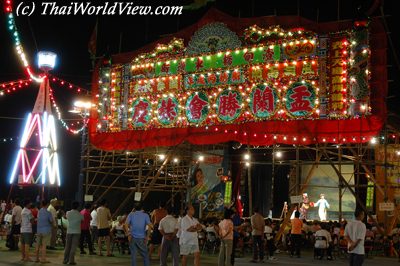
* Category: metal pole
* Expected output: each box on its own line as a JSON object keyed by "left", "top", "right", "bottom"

{"left": 138, "top": 151, "right": 143, "bottom": 193}
{"left": 384, "top": 124, "right": 388, "bottom": 235}
{"left": 85, "top": 134, "right": 90, "bottom": 195}
{"left": 296, "top": 146, "right": 300, "bottom": 195}
{"left": 271, "top": 146, "right": 275, "bottom": 216}
{"left": 247, "top": 146, "right": 253, "bottom": 216}
{"left": 339, "top": 145, "right": 342, "bottom": 221}
{"left": 76, "top": 112, "right": 87, "bottom": 204}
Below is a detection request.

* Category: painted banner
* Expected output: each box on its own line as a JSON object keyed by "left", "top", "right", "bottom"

{"left": 190, "top": 153, "right": 227, "bottom": 219}
{"left": 375, "top": 145, "right": 400, "bottom": 223}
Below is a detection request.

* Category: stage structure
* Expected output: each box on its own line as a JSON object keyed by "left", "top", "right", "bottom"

{"left": 86, "top": 9, "right": 389, "bottom": 224}
{"left": 10, "top": 52, "right": 61, "bottom": 188}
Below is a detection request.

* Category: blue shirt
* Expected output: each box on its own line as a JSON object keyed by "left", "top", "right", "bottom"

{"left": 37, "top": 207, "right": 53, "bottom": 234}
{"left": 127, "top": 210, "right": 150, "bottom": 239}
{"left": 232, "top": 214, "right": 242, "bottom": 238}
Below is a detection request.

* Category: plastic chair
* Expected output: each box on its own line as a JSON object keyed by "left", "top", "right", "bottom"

{"left": 111, "top": 229, "right": 129, "bottom": 254}
{"left": 314, "top": 235, "right": 328, "bottom": 259}
{"left": 364, "top": 236, "right": 374, "bottom": 258}
{"left": 202, "top": 231, "right": 219, "bottom": 254}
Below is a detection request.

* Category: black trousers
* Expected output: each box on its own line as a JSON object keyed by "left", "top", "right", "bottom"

{"left": 349, "top": 253, "right": 364, "bottom": 266}
{"left": 231, "top": 236, "right": 238, "bottom": 265}
{"left": 252, "top": 235, "right": 264, "bottom": 260}
{"left": 266, "top": 239, "right": 275, "bottom": 257}
{"left": 290, "top": 234, "right": 302, "bottom": 257}
{"left": 315, "top": 245, "right": 332, "bottom": 258}
{"left": 80, "top": 229, "right": 94, "bottom": 253}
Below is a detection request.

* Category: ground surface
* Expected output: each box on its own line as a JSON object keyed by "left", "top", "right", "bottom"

{"left": 0, "top": 240, "right": 398, "bottom": 265}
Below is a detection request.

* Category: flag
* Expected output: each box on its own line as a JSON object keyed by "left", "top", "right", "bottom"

{"left": 88, "top": 20, "right": 98, "bottom": 57}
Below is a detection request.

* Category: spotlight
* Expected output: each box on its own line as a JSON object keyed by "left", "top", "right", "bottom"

{"left": 198, "top": 155, "right": 204, "bottom": 162}
{"left": 244, "top": 153, "right": 250, "bottom": 160}
{"left": 158, "top": 154, "right": 165, "bottom": 160}
{"left": 275, "top": 151, "right": 282, "bottom": 158}
{"left": 370, "top": 137, "right": 377, "bottom": 145}
{"left": 173, "top": 158, "right": 179, "bottom": 163}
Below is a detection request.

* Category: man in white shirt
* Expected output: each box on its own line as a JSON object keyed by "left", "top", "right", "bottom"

{"left": 180, "top": 205, "right": 202, "bottom": 266}
{"left": 90, "top": 204, "right": 98, "bottom": 247}
{"left": 345, "top": 209, "right": 366, "bottom": 266}
{"left": 64, "top": 201, "right": 84, "bottom": 265}
{"left": 158, "top": 206, "right": 179, "bottom": 266}
{"left": 47, "top": 198, "right": 58, "bottom": 249}
{"left": 314, "top": 222, "right": 333, "bottom": 260}
{"left": 20, "top": 199, "right": 34, "bottom": 261}
{"left": 10, "top": 198, "right": 22, "bottom": 250}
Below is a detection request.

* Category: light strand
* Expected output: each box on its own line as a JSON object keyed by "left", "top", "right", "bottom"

{"left": 48, "top": 86, "right": 88, "bottom": 134}
{"left": 4, "top": 0, "right": 44, "bottom": 82}
{"left": 49, "top": 75, "right": 90, "bottom": 94}
{"left": 0, "top": 78, "right": 33, "bottom": 96}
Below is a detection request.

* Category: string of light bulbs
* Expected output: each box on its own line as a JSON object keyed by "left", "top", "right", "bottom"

{"left": 48, "top": 86, "right": 88, "bottom": 134}
{"left": 49, "top": 75, "right": 90, "bottom": 94}
{"left": 4, "top": 0, "right": 44, "bottom": 82}
{"left": 0, "top": 77, "right": 89, "bottom": 96}
{"left": 0, "top": 78, "right": 32, "bottom": 95}
{"left": 0, "top": 76, "right": 89, "bottom": 134}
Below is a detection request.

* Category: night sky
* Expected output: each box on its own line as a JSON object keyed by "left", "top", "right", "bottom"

{"left": 0, "top": 0, "right": 398, "bottom": 205}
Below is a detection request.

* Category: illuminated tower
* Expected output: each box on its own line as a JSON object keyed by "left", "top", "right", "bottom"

{"left": 9, "top": 52, "right": 61, "bottom": 186}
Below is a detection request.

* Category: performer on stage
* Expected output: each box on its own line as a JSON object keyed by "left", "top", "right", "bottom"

{"left": 314, "top": 194, "right": 330, "bottom": 221}
{"left": 299, "top": 193, "right": 310, "bottom": 220}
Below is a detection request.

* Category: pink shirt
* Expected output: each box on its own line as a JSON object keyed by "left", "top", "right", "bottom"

{"left": 219, "top": 219, "right": 233, "bottom": 240}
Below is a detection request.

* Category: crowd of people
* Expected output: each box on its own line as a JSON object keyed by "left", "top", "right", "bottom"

{"left": 0, "top": 196, "right": 394, "bottom": 266}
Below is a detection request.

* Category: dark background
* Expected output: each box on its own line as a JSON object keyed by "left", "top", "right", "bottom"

{"left": 0, "top": 0, "right": 398, "bottom": 211}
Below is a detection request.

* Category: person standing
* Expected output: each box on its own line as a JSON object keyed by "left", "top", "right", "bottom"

{"left": 97, "top": 199, "right": 113, "bottom": 257}
{"left": 35, "top": 199, "right": 53, "bottom": 263}
{"left": 126, "top": 202, "right": 151, "bottom": 266}
{"left": 299, "top": 193, "right": 310, "bottom": 220}
{"left": 218, "top": 209, "right": 233, "bottom": 266}
{"left": 20, "top": 199, "right": 34, "bottom": 261}
{"left": 265, "top": 218, "right": 277, "bottom": 260}
{"left": 63, "top": 201, "right": 83, "bottom": 265}
{"left": 250, "top": 207, "right": 265, "bottom": 263}
{"left": 345, "top": 209, "right": 366, "bottom": 266}
{"left": 90, "top": 204, "right": 98, "bottom": 247}
{"left": 0, "top": 200, "right": 5, "bottom": 224}
{"left": 30, "top": 203, "right": 39, "bottom": 241}
{"left": 158, "top": 206, "right": 179, "bottom": 266}
{"left": 10, "top": 198, "right": 22, "bottom": 250}
{"left": 290, "top": 210, "right": 303, "bottom": 258}
{"left": 1, "top": 200, "right": 6, "bottom": 213}
{"left": 180, "top": 205, "right": 202, "bottom": 266}
{"left": 230, "top": 207, "right": 242, "bottom": 266}
{"left": 47, "top": 198, "right": 58, "bottom": 249}
{"left": 314, "top": 194, "right": 330, "bottom": 221}
{"left": 80, "top": 203, "right": 95, "bottom": 255}
{"left": 149, "top": 202, "right": 167, "bottom": 260}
